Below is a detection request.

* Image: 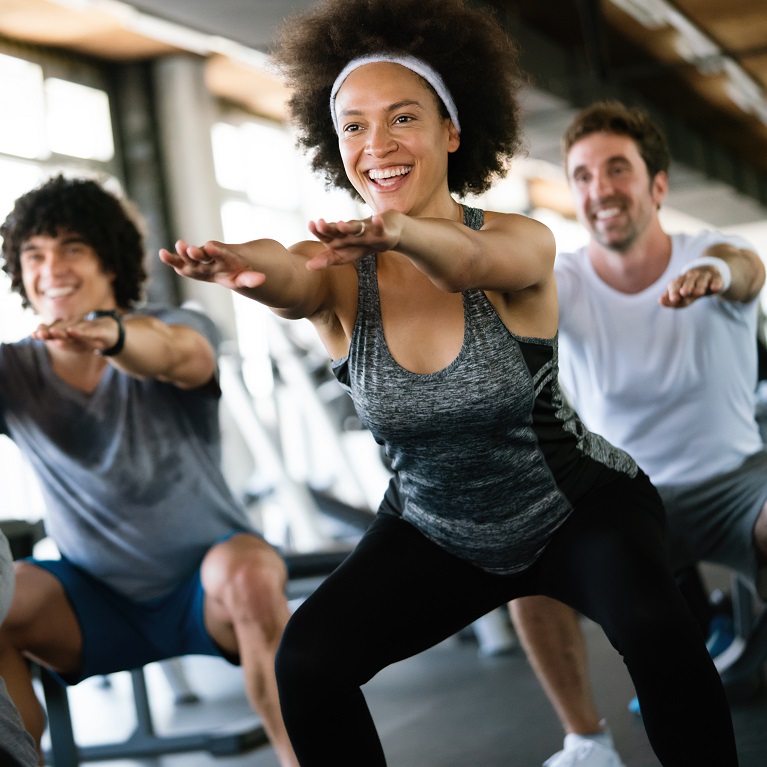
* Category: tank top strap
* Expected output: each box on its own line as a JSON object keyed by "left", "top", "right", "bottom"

{"left": 462, "top": 204, "right": 484, "bottom": 231}
{"left": 355, "top": 252, "right": 378, "bottom": 285}
{"left": 459, "top": 206, "right": 497, "bottom": 321}
{"left": 354, "top": 254, "right": 381, "bottom": 326}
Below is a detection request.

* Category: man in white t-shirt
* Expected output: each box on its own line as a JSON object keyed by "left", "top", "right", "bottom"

{"left": 510, "top": 101, "right": 767, "bottom": 767}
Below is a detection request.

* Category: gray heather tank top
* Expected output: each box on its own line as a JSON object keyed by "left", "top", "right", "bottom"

{"left": 333, "top": 205, "right": 637, "bottom": 574}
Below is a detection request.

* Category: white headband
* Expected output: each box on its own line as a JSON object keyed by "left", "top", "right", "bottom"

{"left": 329, "top": 53, "right": 461, "bottom": 134}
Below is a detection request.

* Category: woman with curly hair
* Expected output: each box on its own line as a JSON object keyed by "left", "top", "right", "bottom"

{"left": 161, "top": 0, "right": 739, "bottom": 764}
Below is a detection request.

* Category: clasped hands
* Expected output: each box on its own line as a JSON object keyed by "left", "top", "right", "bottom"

{"left": 32, "top": 312, "right": 121, "bottom": 355}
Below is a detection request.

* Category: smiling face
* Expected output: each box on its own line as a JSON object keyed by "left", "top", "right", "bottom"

{"left": 20, "top": 229, "right": 117, "bottom": 324}
{"left": 566, "top": 131, "right": 667, "bottom": 253}
{"left": 333, "top": 62, "right": 460, "bottom": 217}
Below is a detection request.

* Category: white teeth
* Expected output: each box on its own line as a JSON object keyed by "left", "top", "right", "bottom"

{"left": 595, "top": 207, "right": 621, "bottom": 220}
{"left": 368, "top": 166, "right": 411, "bottom": 180}
{"left": 45, "top": 286, "right": 75, "bottom": 298}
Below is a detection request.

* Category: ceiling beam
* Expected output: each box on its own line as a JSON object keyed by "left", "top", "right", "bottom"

{"left": 500, "top": 9, "right": 767, "bottom": 224}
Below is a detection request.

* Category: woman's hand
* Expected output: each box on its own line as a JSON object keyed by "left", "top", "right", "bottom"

{"left": 306, "top": 213, "right": 401, "bottom": 270}
{"left": 159, "top": 239, "right": 267, "bottom": 290}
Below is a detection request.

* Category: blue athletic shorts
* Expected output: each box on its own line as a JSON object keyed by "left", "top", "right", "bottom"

{"left": 29, "top": 548, "right": 240, "bottom": 685}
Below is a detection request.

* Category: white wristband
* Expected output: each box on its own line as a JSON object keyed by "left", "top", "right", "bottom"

{"left": 680, "top": 256, "right": 732, "bottom": 292}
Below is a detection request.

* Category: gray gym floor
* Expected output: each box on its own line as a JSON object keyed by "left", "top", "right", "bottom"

{"left": 49, "top": 616, "right": 766, "bottom": 767}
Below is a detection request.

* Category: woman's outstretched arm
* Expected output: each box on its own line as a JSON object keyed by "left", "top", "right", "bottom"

{"left": 160, "top": 237, "right": 334, "bottom": 320}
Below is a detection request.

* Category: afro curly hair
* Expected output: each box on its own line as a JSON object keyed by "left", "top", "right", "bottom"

{"left": 0, "top": 175, "right": 147, "bottom": 311}
{"left": 272, "top": 0, "right": 528, "bottom": 199}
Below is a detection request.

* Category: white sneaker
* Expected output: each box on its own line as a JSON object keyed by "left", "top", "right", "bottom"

{"left": 543, "top": 729, "right": 626, "bottom": 767}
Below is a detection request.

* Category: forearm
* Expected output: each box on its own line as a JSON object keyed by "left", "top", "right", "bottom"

{"left": 226, "top": 240, "right": 317, "bottom": 308}
{"left": 391, "top": 213, "right": 479, "bottom": 292}
{"left": 704, "top": 243, "right": 765, "bottom": 302}
{"left": 110, "top": 316, "right": 216, "bottom": 389}
{"left": 161, "top": 238, "right": 329, "bottom": 320}
{"left": 238, "top": 242, "right": 331, "bottom": 318}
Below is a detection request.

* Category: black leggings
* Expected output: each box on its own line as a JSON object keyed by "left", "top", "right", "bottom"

{"left": 276, "top": 474, "right": 738, "bottom": 766}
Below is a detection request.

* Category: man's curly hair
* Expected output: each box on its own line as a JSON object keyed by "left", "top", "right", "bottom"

{"left": 563, "top": 101, "right": 670, "bottom": 181}
{"left": 0, "top": 175, "right": 147, "bottom": 310}
{"left": 272, "top": 0, "right": 527, "bottom": 198}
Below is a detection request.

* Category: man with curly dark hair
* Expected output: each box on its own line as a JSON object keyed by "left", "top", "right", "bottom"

{"left": 162, "top": 1, "right": 738, "bottom": 764}
{"left": 1, "top": 176, "right": 147, "bottom": 311}
{"left": 0, "top": 175, "right": 298, "bottom": 766}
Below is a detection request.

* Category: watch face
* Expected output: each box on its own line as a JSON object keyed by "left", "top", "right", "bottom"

{"left": 85, "top": 310, "right": 125, "bottom": 356}
{"left": 86, "top": 309, "right": 120, "bottom": 321}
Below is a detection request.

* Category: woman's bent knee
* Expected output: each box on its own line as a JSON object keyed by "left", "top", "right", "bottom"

{"left": 275, "top": 619, "right": 322, "bottom": 697}
{"left": 276, "top": 604, "right": 365, "bottom": 694}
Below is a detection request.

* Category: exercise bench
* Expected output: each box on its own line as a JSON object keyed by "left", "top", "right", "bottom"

{"left": 38, "top": 548, "right": 353, "bottom": 767}
{"left": 40, "top": 663, "right": 267, "bottom": 767}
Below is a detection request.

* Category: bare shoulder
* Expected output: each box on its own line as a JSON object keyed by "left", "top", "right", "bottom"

{"left": 483, "top": 210, "right": 556, "bottom": 265}
{"left": 484, "top": 209, "right": 555, "bottom": 241}
{"left": 288, "top": 239, "right": 327, "bottom": 260}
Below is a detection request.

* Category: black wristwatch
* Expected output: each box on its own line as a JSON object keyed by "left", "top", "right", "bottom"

{"left": 85, "top": 310, "right": 125, "bottom": 356}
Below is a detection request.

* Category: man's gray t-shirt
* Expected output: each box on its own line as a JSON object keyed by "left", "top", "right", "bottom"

{"left": 0, "top": 305, "right": 252, "bottom": 601}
